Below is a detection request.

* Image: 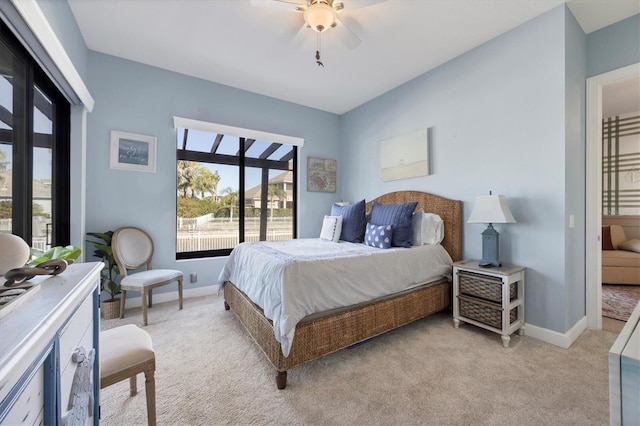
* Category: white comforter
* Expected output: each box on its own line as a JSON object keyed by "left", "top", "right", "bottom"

{"left": 217, "top": 238, "right": 452, "bottom": 357}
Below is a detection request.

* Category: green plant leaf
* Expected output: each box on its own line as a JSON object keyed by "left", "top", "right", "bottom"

{"left": 27, "top": 245, "right": 82, "bottom": 266}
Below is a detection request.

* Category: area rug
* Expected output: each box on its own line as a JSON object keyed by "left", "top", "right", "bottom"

{"left": 602, "top": 284, "right": 640, "bottom": 321}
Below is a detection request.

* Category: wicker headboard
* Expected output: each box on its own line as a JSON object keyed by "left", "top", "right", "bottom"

{"left": 365, "top": 190, "right": 462, "bottom": 262}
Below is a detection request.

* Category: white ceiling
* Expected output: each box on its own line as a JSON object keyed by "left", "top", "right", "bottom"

{"left": 67, "top": 0, "right": 640, "bottom": 115}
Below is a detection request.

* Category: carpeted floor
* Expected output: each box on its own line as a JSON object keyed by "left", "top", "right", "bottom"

{"left": 99, "top": 293, "right": 618, "bottom": 426}
{"left": 602, "top": 284, "right": 640, "bottom": 321}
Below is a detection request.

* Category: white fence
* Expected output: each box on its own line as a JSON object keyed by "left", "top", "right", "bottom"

{"left": 176, "top": 231, "right": 292, "bottom": 252}
{"left": 176, "top": 214, "right": 293, "bottom": 252}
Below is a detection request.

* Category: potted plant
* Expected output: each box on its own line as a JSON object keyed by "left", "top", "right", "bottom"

{"left": 87, "top": 231, "right": 121, "bottom": 319}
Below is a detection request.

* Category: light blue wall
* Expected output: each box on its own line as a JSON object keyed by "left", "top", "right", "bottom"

{"left": 36, "top": 0, "right": 88, "bottom": 81}
{"left": 85, "top": 53, "right": 341, "bottom": 289}
{"left": 340, "top": 6, "right": 570, "bottom": 333}
{"left": 587, "top": 13, "right": 640, "bottom": 77}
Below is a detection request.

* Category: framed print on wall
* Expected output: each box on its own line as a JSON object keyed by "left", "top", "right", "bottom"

{"left": 109, "top": 130, "right": 157, "bottom": 173}
{"left": 380, "top": 129, "right": 429, "bottom": 182}
{"left": 307, "top": 156, "right": 336, "bottom": 193}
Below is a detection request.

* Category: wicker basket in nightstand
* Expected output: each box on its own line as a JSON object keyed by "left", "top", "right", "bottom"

{"left": 453, "top": 260, "right": 526, "bottom": 348}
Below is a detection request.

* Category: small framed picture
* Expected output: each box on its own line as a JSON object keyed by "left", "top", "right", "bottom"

{"left": 109, "top": 130, "right": 157, "bottom": 173}
{"left": 307, "top": 156, "right": 336, "bottom": 193}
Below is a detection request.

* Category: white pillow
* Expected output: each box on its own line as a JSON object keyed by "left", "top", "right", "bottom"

{"left": 412, "top": 209, "right": 425, "bottom": 246}
{"left": 320, "top": 215, "right": 343, "bottom": 242}
{"left": 422, "top": 213, "right": 444, "bottom": 245}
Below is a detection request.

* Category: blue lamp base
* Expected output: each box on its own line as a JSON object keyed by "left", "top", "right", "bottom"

{"left": 479, "top": 224, "right": 501, "bottom": 268}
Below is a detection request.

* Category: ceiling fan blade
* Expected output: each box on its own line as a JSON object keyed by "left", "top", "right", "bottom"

{"left": 250, "top": 0, "right": 306, "bottom": 12}
{"left": 288, "top": 23, "right": 310, "bottom": 49}
{"left": 342, "top": 0, "right": 386, "bottom": 10}
{"left": 334, "top": 18, "right": 360, "bottom": 50}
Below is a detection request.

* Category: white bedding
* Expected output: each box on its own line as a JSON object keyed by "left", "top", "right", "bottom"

{"left": 217, "top": 238, "right": 452, "bottom": 357}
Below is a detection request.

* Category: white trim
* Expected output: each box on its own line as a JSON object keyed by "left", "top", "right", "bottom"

{"left": 173, "top": 116, "right": 304, "bottom": 147}
{"left": 585, "top": 63, "right": 640, "bottom": 330}
{"left": 118, "top": 285, "right": 218, "bottom": 310}
{"left": 524, "top": 316, "right": 588, "bottom": 349}
{"left": 1, "top": 0, "right": 94, "bottom": 110}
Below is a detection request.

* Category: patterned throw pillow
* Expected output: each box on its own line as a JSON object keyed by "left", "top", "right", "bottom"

{"left": 320, "top": 215, "right": 343, "bottom": 242}
{"left": 365, "top": 223, "right": 393, "bottom": 249}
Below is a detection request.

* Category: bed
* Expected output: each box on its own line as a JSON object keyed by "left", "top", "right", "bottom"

{"left": 221, "top": 190, "right": 462, "bottom": 389}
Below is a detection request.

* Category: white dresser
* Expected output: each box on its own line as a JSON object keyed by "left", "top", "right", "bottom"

{"left": 0, "top": 262, "right": 103, "bottom": 425}
{"left": 609, "top": 301, "right": 640, "bottom": 426}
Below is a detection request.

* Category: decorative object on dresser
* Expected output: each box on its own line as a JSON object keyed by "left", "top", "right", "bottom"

{"left": 221, "top": 190, "right": 462, "bottom": 389}
{"left": 112, "top": 226, "right": 183, "bottom": 326}
{"left": 453, "top": 260, "right": 526, "bottom": 348}
{"left": 467, "top": 192, "right": 516, "bottom": 267}
{"left": 0, "top": 233, "right": 31, "bottom": 276}
{"left": 100, "top": 324, "right": 156, "bottom": 426}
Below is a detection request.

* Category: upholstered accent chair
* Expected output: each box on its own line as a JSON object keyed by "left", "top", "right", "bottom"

{"left": 100, "top": 324, "right": 156, "bottom": 426}
{"left": 112, "top": 226, "right": 183, "bottom": 326}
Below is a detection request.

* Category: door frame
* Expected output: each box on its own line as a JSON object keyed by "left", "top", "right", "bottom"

{"left": 585, "top": 62, "right": 640, "bottom": 329}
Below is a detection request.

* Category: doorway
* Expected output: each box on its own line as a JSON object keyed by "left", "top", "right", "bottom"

{"left": 586, "top": 62, "right": 640, "bottom": 331}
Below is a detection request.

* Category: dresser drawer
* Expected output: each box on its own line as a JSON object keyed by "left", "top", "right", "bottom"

{"left": 2, "top": 363, "right": 44, "bottom": 425}
{"left": 58, "top": 294, "right": 96, "bottom": 424}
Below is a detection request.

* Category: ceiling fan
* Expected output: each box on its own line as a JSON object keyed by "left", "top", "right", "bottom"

{"left": 250, "top": 0, "right": 385, "bottom": 67}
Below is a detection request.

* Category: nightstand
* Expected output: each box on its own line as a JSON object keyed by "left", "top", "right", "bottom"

{"left": 453, "top": 260, "right": 526, "bottom": 347}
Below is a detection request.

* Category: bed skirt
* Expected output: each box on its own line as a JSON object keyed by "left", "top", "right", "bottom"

{"left": 223, "top": 278, "right": 451, "bottom": 388}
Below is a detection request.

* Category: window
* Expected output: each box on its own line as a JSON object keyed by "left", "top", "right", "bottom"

{"left": 176, "top": 123, "right": 298, "bottom": 259}
{"left": 0, "top": 21, "right": 70, "bottom": 248}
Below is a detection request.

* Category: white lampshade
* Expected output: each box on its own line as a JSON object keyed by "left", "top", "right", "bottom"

{"left": 468, "top": 195, "right": 516, "bottom": 224}
{"left": 304, "top": 1, "right": 337, "bottom": 33}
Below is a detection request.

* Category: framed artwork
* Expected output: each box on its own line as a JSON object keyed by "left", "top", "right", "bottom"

{"left": 109, "top": 130, "right": 157, "bottom": 173}
{"left": 380, "top": 129, "right": 429, "bottom": 182}
{"left": 307, "top": 156, "right": 336, "bottom": 193}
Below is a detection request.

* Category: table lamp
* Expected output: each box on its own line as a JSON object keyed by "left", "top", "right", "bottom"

{"left": 468, "top": 192, "right": 516, "bottom": 267}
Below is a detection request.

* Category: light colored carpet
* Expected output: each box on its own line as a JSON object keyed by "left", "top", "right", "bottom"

{"left": 100, "top": 294, "right": 617, "bottom": 425}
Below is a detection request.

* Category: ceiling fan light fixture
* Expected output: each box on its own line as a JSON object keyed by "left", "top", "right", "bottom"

{"left": 304, "top": 1, "right": 337, "bottom": 33}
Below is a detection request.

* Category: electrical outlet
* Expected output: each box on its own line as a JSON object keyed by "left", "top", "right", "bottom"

{"left": 190, "top": 273, "right": 197, "bottom": 283}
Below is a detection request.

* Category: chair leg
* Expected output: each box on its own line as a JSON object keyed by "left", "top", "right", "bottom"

{"left": 178, "top": 278, "right": 183, "bottom": 310}
{"left": 142, "top": 290, "right": 149, "bottom": 326}
{"left": 148, "top": 289, "right": 153, "bottom": 308}
{"left": 119, "top": 290, "right": 127, "bottom": 319}
{"left": 144, "top": 368, "right": 157, "bottom": 426}
{"left": 129, "top": 374, "right": 137, "bottom": 397}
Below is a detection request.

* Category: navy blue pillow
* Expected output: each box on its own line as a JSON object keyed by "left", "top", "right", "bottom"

{"left": 331, "top": 199, "right": 366, "bottom": 243}
{"left": 365, "top": 223, "right": 393, "bottom": 249}
{"left": 370, "top": 201, "right": 418, "bottom": 247}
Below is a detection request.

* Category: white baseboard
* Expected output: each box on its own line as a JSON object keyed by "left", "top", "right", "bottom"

{"left": 524, "top": 316, "right": 588, "bottom": 349}
{"left": 119, "top": 285, "right": 219, "bottom": 309}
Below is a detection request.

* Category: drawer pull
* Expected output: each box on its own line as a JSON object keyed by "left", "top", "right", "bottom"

{"left": 62, "top": 346, "right": 95, "bottom": 426}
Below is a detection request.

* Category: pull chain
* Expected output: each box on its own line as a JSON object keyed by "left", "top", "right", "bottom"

{"left": 315, "top": 32, "right": 324, "bottom": 67}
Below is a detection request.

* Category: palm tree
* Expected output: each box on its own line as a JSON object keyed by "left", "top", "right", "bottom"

{"left": 177, "top": 160, "right": 196, "bottom": 198}
{"left": 267, "top": 184, "right": 287, "bottom": 221}
{"left": 221, "top": 187, "right": 239, "bottom": 222}
{"left": 191, "top": 165, "right": 220, "bottom": 199}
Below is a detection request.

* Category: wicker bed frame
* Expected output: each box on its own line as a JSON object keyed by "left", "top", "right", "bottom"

{"left": 223, "top": 190, "right": 462, "bottom": 389}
